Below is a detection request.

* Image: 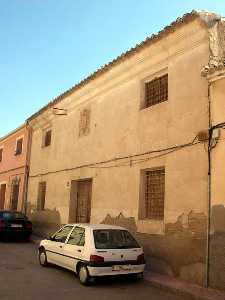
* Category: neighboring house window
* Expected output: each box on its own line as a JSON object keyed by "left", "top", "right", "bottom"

{"left": 43, "top": 129, "right": 52, "bottom": 147}
{"left": 37, "top": 182, "right": 46, "bottom": 211}
{"left": 144, "top": 74, "right": 168, "bottom": 108}
{"left": 15, "top": 138, "right": 23, "bottom": 155}
{"left": 79, "top": 108, "right": 91, "bottom": 137}
{"left": 0, "top": 148, "right": 3, "bottom": 162}
{"left": 141, "top": 168, "right": 165, "bottom": 220}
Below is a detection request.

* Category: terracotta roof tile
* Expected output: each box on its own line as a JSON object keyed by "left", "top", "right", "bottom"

{"left": 27, "top": 10, "right": 216, "bottom": 121}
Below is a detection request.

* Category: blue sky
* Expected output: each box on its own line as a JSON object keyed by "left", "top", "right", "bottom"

{"left": 1, "top": 0, "right": 225, "bottom": 137}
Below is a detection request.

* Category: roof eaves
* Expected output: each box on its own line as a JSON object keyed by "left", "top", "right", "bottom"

{"left": 28, "top": 10, "right": 216, "bottom": 122}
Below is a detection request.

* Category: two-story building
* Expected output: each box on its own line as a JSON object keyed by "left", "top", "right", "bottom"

{"left": 0, "top": 124, "right": 31, "bottom": 212}
{"left": 26, "top": 11, "right": 225, "bottom": 290}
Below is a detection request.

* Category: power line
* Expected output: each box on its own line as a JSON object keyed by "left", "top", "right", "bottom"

{"left": 29, "top": 135, "right": 201, "bottom": 177}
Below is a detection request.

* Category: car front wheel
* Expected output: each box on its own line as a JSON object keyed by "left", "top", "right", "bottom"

{"left": 38, "top": 248, "right": 48, "bottom": 267}
{"left": 78, "top": 265, "right": 90, "bottom": 285}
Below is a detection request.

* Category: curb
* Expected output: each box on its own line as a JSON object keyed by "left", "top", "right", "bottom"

{"left": 144, "top": 272, "right": 225, "bottom": 300}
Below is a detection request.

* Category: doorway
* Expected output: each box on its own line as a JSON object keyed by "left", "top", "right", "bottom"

{"left": 69, "top": 179, "right": 92, "bottom": 223}
{"left": 11, "top": 182, "right": 20, "bottom": 211}
{"left": 0, "top": 184, "right": 6, "bottom": 209}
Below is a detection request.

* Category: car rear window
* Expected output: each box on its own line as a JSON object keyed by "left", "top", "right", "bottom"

{"left": 1, "top": 212, "right": 26, "bottom": 220}
{"left": 93, "top": 229, "right": 140, "bottom": 249}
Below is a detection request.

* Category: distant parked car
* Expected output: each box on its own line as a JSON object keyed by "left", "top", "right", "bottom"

{"left": 0, "top": 211, "right": 32, "bottom": 240}
{"left": 38, "top": 224, "right": 145, "bottom": 285}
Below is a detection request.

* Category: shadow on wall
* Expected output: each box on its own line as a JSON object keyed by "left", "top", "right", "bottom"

{"left": 209, "top": 204, "right": 225, "bottom": 291}
{"left": 26, "top": 202, "right": 61, "bottom": 237}
{"left": 101, "top": 213, "right": 137, "bottom": 233}
{"left": 101, "top": 211, "right": 207, "bottom": 286}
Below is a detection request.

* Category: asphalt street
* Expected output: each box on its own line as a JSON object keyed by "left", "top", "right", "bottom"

{"left": 0, "top": 240, "right": 191, "bottom": 300}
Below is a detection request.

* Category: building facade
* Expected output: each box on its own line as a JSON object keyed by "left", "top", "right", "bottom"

{"left": 0, "top": 124, "right": 31, "bottom": 212}
{"left": 26, "top": 11, "right": 225, "bottom": 290}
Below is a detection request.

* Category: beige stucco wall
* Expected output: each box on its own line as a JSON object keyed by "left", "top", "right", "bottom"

{"left": 27, "top": 19, "right": 210, "bottom": 285}
{"left": 209, "top": 77, "right": 225, "bottom": 290}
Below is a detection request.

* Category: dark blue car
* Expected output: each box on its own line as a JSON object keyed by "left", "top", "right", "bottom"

{"left": 0, "top": 211, "right": 32, "bottom": 240}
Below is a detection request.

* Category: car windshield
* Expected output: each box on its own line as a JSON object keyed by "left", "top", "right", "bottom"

{"left": 1, "top": 212, "right": 26, "bottom": 220}
{"left": 93, "top": 229, "right": 140, "bottom": 249}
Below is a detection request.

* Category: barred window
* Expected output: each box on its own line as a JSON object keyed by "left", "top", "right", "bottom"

{"left": 37, "top": 182, "right": 46, "bottom": 211}
{"left": 144, "top": 168, "right": 165, "bottom": 219}
{"left": 145, "top": 74, "right": 168, "bottom": 108}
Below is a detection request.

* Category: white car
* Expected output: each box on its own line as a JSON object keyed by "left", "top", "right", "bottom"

{"left": 38, "top": 224, "right": 145, "bottom": 285}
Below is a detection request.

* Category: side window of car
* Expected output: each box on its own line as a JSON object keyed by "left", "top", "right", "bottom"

{"left": 67, "top": 227, "right": 85, "bottom": 246}
{"left": 53, "top": 226, "right": 73, "bottom": 243}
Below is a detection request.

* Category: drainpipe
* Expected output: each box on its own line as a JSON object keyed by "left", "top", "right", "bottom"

{"left": 205, "top": 98, "right": 212, "bottom": 288}
{"left": 23, "top": 122, "right": 33, "bottom": 216}
{"left": 205, "top": 80, "right": 213, "bottom": 288}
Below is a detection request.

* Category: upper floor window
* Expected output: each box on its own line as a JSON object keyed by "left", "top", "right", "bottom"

{"left": 15, "top": 138, "right": 23, "bottom": 155}
{"left": 0, "top": 148, "right": 3, "bottom": 162}
{"left": 144, "top": 74, "right": 168, "bottom": 108}
{"left": 79, "top": 108, "right": 91, "bottom": 137}
{"left": 43, "top": 129, "right": 52, "bottom": 147}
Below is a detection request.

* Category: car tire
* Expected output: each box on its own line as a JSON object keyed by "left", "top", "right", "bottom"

{"left": 38, "top": 248, "right": 48, "bottom": 267}
{"left": 78, "top": 265, "right": 90, "bottom": 285}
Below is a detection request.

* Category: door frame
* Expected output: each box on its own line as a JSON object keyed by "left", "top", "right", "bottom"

{"left": 69, "top": 178, "right": 92, "bottom": 224}
{"left": 0, "top": 182, "right": 7, "bottom": 210}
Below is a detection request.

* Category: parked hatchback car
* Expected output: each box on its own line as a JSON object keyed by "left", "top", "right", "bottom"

{"left": 0, "top": 210, "right": 32, "bottom": 240}
{"left": 38, "top": 224, "right": 145, "bottom": 285}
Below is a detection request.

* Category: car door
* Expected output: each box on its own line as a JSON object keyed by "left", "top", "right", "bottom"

{"left": 45, "top": 225, "right": 73, "bottom": 267}
{"left": 63, "top": 226, "right": 86, "bottom": 271}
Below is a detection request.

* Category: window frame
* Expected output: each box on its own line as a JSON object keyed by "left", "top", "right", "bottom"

{"left": 42, "top": 128, "right": 52, "bottom": 148}
{"left": 0, "top": 147, "right": 3, "bottom": 162}
{"left": 15, "top": 137, "right": 23, "bottom": 156}
{"left": 140, "top": 70, "right": 168, "bottom": 110}
{"left": 139, "top": 167, "right": 165, "bottom": 221}
{"left": 79, "top": 108, "right": 91, "bottom": 137}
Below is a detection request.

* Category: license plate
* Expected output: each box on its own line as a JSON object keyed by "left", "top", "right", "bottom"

{"left": 11, "top": 224, "right": 22, "bottom": 228}
{"left": 112, "top": 265, "right": 131, "bottom": 271}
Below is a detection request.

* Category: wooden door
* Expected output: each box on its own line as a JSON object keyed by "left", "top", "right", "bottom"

{"left": 76, "top": 180, "right": 92, "bottom": 223}
{"left": 0, "top": 184, "right": 6, "bottom": 209}
{"left": 11, "top": 183, "right": 19, "bottom": 211}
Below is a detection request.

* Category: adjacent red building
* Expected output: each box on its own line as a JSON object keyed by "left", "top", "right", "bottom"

{"left": 0, "top": 124, "right": 31, "bottom": 212}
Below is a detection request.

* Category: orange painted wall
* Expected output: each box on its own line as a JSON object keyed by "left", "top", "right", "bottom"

{"left": 0, "top": 124, "right": 30, "bottom": 211}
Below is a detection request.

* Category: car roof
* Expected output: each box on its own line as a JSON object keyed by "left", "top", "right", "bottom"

{"left": 66, "top": 223, "right": 127, "bottom": 230}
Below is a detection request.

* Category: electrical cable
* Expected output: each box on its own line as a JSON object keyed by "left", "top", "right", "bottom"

{"left": 29, "top": 135, "right": 201, "bottom": 177}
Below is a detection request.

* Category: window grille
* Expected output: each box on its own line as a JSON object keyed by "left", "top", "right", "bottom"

{"left": 145, "top": 74, "right": 168, "bottom": 108}
{"left": 145, "top": 168, "right": 165, "bottom": 219}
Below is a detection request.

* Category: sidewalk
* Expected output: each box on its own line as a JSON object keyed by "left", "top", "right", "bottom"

{"left": 144, "top": 271, "right": 225, "bottom": 300}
